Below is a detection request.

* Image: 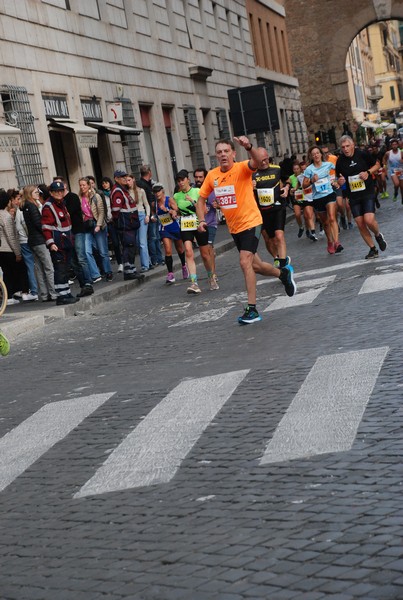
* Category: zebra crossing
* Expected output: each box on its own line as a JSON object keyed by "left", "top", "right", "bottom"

{"left": 167, "top": 257, "right": 403, "bottom": 327}
{"left": 0, "top": 347, "right": 390, "bottom": 497}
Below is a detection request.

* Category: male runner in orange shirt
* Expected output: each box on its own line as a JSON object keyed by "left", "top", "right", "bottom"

{"left": 197, "top": 136, "right": 296, "bottom": 324}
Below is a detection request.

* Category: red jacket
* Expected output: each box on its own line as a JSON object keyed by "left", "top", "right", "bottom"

{"left": 111, "top": 183, "right": 137, "bottom": 221}
{"left": 41, "top": 199, "right": 72, "bottom": 247}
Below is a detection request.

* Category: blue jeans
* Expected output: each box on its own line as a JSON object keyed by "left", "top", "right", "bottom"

{"left": 138, "top": 213, "right": 151, "bottom": 269}
{"left": 94, "top": 228, "right": 112, "bottom": 274}
{"left": 84, "top": 232, "right": 102, "bottom": 279}
{"left": 73, "top": 233, "right": 92, "bottom": 286}
{"left": 148, "top": 218, "right": 163, "bottom": 264}
{"left": 21, "top": 242, "right": 38, "bottom": 295}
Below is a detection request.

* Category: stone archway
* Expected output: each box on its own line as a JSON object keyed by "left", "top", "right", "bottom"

{"left": 284, "top": 0, "right": 403, "bottom": 142}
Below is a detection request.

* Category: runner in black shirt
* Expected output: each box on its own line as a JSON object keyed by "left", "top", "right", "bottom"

{"left": 336, "top": 135, "right": 387, "bottom": 259}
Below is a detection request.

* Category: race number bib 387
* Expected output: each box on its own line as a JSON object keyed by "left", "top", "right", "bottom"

{"left": 180, "top": 215, "right": 198, "bottom": 231}
{"left": 257, "top": 187, "right": 274, "bottom": 207}
{"left": 215, "top": 185, "right": 237, "bottom": 209}
{"left": 348, "top": 174, "right": 366, "bottom": 192}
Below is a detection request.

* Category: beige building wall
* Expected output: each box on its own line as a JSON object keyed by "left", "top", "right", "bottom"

{"left": 346, "top": 29, "right": 376, "bottom": 123}
{"left": 0, "top": 0, "right": 306, "bottom": 193}
{"left": 368, "top": 21, "right": 403, "bottom": 116}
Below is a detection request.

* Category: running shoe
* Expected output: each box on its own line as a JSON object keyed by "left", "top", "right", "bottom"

{"left": 279, "top": 265, "right": 297, "bottom": 297}
{"left": 238, "top": 306, "right": 262, "bottom": 325}
{"left": 117, "top": 264, "right": 123, "bottom": 273}
{"left": 209, "top": 274, "right": 219, "bottom": 291}
{"left": 0, "top": 332, "right": 10, "bottom": 357}
{"left": 375, "top": 233, "right": 387, "bottom": 251}
{"left": 327, "top": 241, "right": 335, "bottom": 254}
{"left": 187, "top": 282, "right": 201, "bottom": 294}
{"left": 340, "top": 216, "right": 347, "bottom": 230}
{"left": 92, "top": 276, "right": 102, "bottom": 283}
{"left": 105, "top": 272, "right": 114, "bottom": 281}
{"left": 393, "top": 195, "right": 398, "bottom": 202}
{"left": 182, "top": 264, "right": 189, "bottom": 279}
{"left": 383, "top": 191, "right": 389, "bottom": 199}
{"left": 166, "top": 272, "right": 176, "bottom": 284}
{"left": 365, "top": 247, "right": 379, "bottom": 259}
{"left": 309, "top": 233, "right": 318, "bottom": 241}
{"left": 297, "top": 227, "right": 304, "bottom": 238}
{"left": 348, "top": 222, "right": 354, "bottom": 230}
{"left": 334, "top": 242, "right": 344, "bottom": 254}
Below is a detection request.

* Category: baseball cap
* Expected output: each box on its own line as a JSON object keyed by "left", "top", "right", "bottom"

{"left": 49, "top": 181, "right": 65, "bottom": 192}
{"left": 175, "top": 169, "right": 189, "bottom": 180}
{"left": 152, "top": 182, "right": 164, "bottom": 192}
{"left": 114, "top": 169, "right": 128, "bottom": 178}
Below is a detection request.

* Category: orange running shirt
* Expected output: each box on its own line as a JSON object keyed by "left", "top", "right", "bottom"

{"left": 199, "top": 161, "right": 262, "bottom": 234}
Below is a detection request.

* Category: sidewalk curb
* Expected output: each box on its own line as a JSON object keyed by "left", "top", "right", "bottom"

{"left": 1, "top": 237, "right": 235, "bottom": 343}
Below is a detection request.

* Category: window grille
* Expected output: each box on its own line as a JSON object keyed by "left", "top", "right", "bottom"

{"left": 183, "top": 106, "right": 204, "bottom": 169}
{"left": 216, "top": 108, "right": 230, "bottom": 139}
{"left": 118, "top": 97, "right": 142, "bottom": 178}
{"left": 1, "top": 85, "right": 44, "bottom": 186}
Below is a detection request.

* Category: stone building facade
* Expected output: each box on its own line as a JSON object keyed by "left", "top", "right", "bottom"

{"left": 0, "top": 0, "right": 307, "bottom": 193}
{"left": 284, "top": 0, "right": 403, "bottom": 144}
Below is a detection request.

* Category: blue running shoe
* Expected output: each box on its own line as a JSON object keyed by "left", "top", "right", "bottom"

{"left": 279, "top": 265, "right": 297, "bottom": 297}
{"left": 238, "top": 306, "right": 262, "bottom": 325}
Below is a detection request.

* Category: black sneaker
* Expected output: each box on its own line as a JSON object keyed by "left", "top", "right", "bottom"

{"left": 105, "top": 272, "right": 114, "bottom": 282}
{"left": 340, "top": 216, "right": 347, "bottom": 230}
{"left": 375, "top": 233, "right": 387, "bottom": 252}
{"left": 279, "top": 265, "right": 297, "bottom": 297}
{"left": 365, "top": 247, "right": 379, "bottom": 259}
{"left": 238, "top": 306, "right": 262, "bottom": 325}
{"left": 56, "top": 295, "right": 80, "bottom": 305}
{"left": 297, "top": 227, "right": 304, "bottom": 238}
{"left": 76, "top": 285, "right": 94, "bottom": 298}
{"left": 334, "top": 242, "right": 344, "bottom": 254}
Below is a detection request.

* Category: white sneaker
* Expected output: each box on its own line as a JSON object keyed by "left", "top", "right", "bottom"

{"left": 13, "top": 291, "right": 23, "bottom": 300}
{"left": 118, "top": 264, "right": 123, "bottom": 273}
{"left": 7, "top": 298, "right": 20, "bottom": 305}
{"left": 22, "top": 293, "right": 38, "bottom": 302}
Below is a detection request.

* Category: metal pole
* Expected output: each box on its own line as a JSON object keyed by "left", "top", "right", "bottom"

{"left": 237, "top": 90, "right": 247, "bottom": 135}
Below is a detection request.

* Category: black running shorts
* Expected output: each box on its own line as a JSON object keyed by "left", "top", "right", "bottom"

{"left": 232, "top": 225, "right": 261, "bottom": 254}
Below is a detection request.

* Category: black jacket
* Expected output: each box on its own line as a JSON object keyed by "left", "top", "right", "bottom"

{"left": 22, "top": 201, "right": 46, "bottom": 247}
{"left": 64, "top": 191, "right": 85, "bottom": 234}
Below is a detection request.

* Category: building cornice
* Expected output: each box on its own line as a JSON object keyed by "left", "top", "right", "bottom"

{"left": 255, "top": 66, "right": 299, "bottom": 88}
{"left": 256, "top": 0, "right": 286, "bottom": 17}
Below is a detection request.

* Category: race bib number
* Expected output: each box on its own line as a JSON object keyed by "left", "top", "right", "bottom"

{"left": 180, "top": 215, "right": 198, "bottom": 231}
{"left": 348, "top": 175, "right": 366, "bottom": 192}
{"left": 257, "top": 187, "right": 274, "bottom": 206}
{"left": 315, "top": 177, "right": 331, "bottom": 194}
{"left": 215, "top": 185, "right": 237, "bottom": 209}
{"left": 294, "top": 190, "right": 304, "bottom": 202}
{"left": 158, "top": 212, "right": 173, "bottom": 227}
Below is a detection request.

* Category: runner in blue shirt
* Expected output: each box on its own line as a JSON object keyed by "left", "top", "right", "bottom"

{"left": 303, "top": 146, "right": 343, "bottom": 255}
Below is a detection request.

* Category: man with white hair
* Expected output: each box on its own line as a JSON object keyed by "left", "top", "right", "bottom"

{"left": 336, "top": 135, "right": 386, "bottom": 259}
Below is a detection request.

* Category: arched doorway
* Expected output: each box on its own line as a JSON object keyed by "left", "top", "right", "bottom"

{"left": 284, "top": 0, "right": 403, "bottom": 144}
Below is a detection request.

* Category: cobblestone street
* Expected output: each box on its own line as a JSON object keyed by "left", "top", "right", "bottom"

{"left": 1, "top": 194, "right": 403, "bottom": 600}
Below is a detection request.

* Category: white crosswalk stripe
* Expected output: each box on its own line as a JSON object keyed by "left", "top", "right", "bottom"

{"left": 358, "top": 271, "right": 403, "bottom": 294}
{"left": 75, "top": 370, "right": 249, "bottom": 497}
{"left": 260, "top": 347, "right": 389, "bottom": 465}
{"left": 0, "top": 393, "right": 114, "bottom": 493}
{"left": 264, "top": 276, "right": 336, "bottom": 312}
